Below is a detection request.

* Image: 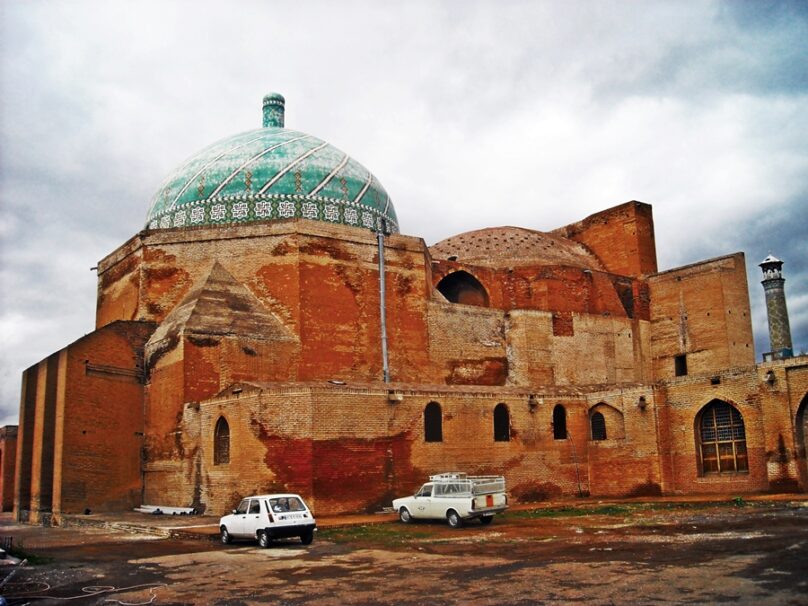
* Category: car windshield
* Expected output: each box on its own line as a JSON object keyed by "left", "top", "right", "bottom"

{"left": 235, "top": 500, "right": 249, "bottom": 514}
{"left": 269, "top": 497, "right": 305, "bottom": 512}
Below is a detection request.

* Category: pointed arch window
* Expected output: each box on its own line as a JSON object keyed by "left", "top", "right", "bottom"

{"left": 214, "top": 416, "right": 230, "bottom": 465}
{"left": 494, "top": 403, "right": 510, "bottom": 442}
{"left": 590, "top": 412, "right": 607, "bottom": 441}
{"left": 553, "top": 404, "right": 567, "bottom": 440}
{"left": 424, "top": 402, "right": 443, "bottom": 442}
{"left": 698, "top": 401, "right": 748, "bottom": 474}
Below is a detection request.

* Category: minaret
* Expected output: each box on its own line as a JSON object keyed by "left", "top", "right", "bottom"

{"left": 759, "top": 254, "right": 793, "bottom": 360}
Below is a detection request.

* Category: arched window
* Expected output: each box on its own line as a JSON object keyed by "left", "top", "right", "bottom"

{"left": 214, "top": 416, "right": 230, "bottom": 465}
{"left": 698, "top": 400, "right": 748, "bottom": 474}
{"left": 436, "top": 271, "right": 489, "bottom": 307}
{"left": 553, "top": 404, "right": 567, "bottom": 440}
{"left": 591, "top": 412, "right": 607, "bottom": 441}
{"left": 424, "top": 402, "right": 443, "bottom": 442}
{"left": 494, "top": 403, "right": 510, "bottom": 442}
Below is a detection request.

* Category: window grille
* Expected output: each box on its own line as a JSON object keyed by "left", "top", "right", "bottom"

{"left": 699, "top": 401, "right": 748, "bottom": 473}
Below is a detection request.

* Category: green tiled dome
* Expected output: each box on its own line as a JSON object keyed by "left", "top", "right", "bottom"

{"left": 146, "top": 94, "right": 398, "bottom": 233}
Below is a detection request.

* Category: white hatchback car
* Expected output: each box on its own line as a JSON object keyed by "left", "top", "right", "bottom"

{"left": 219, "top": 494, "right": 317, "bottom": 547}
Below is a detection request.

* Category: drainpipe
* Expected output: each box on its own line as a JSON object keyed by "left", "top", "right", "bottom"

{"left": 377, "top": 220, "right": 390, "bottom": 383}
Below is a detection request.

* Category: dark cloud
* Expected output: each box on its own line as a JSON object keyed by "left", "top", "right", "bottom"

{"left": 1, "top": 0, "right": 807, "bottom": 426}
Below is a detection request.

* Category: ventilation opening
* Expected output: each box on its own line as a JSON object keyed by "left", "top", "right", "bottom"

{"left": 675, "top": 354, "right": 688, "bottom": 377}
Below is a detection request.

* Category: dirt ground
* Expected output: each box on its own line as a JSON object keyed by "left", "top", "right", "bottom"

{"left": 0, "top": 499, "right": 807, "bottom": 605}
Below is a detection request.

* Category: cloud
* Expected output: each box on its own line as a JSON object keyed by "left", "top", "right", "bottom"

{"left": 1, "top": 0, "right": 807, "bottom": 424}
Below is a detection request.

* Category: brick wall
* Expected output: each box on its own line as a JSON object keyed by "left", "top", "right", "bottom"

{"left": 179, "top": 384, "right": 669, "bottom": 516}
{"left": 17, "top": 211, "right": 804, "bottom": 521}
{"left": 14, "top": 322, "right": 151, "bottom": 523}
{"left": 0, "top": 426, "right": 18, "bottom": 511}
{"left": 656, "top": 369, "right": 770, "bottom": 494}
{"left": 551, "top": 201, "right": 658, "bottom": 278}
{"left": 649, "top": 253, "right": 755, "bottom": 381}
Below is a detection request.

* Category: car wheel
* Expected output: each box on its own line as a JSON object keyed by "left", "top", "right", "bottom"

{"left": 258, "top": 530, "right": 270, "bottom": 548}
{"left": 480, "top": 515, "right": 494, "bottom": 525}
{"left": 399, "top": 507, "right": 412, "bottom": 524}
{"left": 220, "top": 526, "right": 232, "bottom": 544}
{"left": 447, "top": 510, "right": 463, "bottom": 528}
{"left": 300, "top": 529, "right": 314, "bottom": 545}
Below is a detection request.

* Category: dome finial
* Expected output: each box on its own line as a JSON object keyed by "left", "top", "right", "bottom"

{"left": 263, "top": 93, "right": 285, "bottom": 128}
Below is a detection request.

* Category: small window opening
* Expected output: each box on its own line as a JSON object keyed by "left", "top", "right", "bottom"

{"left": 591, "top": 412, "right": 607, "bottom": 441}
{"left": 494, "top": 403, "right": 510, "bottom": 442}
{"left": 424, "top": 402, "right": 443, "bottom": 442}
{"left": 214, "top": 416, "right": 230, "bottom": 465}
{"left": 710, "top": 376, "right": 721, "bottom": 385}
{"left": 674, "top": 354, "right": 688, "bottom": 377}
{"left": 553, "top": 404, "right": 567, "bottom": 440}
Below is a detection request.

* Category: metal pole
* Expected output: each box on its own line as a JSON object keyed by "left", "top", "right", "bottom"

{"left": 377, "top": 222, "right": 390, "bottom": 383}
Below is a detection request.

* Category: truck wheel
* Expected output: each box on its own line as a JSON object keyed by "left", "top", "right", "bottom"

{"left": 300, "top": 529, "right": 314, "bottom": 545}
{"left": 258, "top": 530, "right": 270, "bottom": 548}
{"left": 220, "top": 526, "right": 232, "bottom": 544}
{"left": 399, "top": 507, "right": 412, "bottom": 524}
{"left": 480, "top": 515, "right": 494, "bottom": 525}
{"left": 447, "top": 510, "right": 463, "bottom": 528}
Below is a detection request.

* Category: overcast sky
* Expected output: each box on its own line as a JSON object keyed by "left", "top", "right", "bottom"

{"left": 1, "top": 0, "right": 807, "bottom": 426}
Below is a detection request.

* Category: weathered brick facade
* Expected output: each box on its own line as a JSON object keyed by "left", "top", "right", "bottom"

{"left": 0, "top": 426, "right": 17, "bottom": 511}
{"left": 13, "top": 200, "right": 808, "bottom": 522}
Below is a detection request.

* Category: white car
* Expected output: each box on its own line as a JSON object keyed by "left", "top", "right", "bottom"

{"left": 219, "top": 494, "right": 317, "bottom": 547}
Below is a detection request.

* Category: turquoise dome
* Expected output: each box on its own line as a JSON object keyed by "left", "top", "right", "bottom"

{"left": 146, "top": 94, "right": 398, "bottom": 233}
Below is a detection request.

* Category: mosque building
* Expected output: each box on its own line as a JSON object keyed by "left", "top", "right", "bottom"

{"left": 4, "top": 94, "right": 807, "bottom": 523}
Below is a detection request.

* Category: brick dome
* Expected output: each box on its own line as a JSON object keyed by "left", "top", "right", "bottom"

{"left": 146, "top": 93, "right": 398, "bottom": 234}
{"left": 430, "top": 226, "right": 604, "bottom": 270}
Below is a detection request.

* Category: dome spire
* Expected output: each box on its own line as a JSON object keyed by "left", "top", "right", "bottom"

{"left": 262, "top": 93, "right": 285, "bottom": 128}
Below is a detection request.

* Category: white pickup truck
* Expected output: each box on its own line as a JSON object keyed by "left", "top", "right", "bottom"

{"left": 392, "top": 472, "right": 508, "bottom": 528}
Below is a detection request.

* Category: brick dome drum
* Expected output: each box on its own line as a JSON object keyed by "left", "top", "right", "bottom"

{"left": 146, "top": 93, "right": 398, "bottom": 233}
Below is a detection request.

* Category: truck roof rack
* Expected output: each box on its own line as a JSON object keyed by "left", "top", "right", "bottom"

{"left": 428, "top": 472, "right": 506, "bottom": 495}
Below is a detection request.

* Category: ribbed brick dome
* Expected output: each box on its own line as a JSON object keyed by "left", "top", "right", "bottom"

{"left": 146, "top": 94, "right": 398, "bottom": 234}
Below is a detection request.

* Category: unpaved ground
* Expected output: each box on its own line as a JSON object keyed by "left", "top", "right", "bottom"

{"left": 1, "top": 501, "right": 806, "bottom": 605}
